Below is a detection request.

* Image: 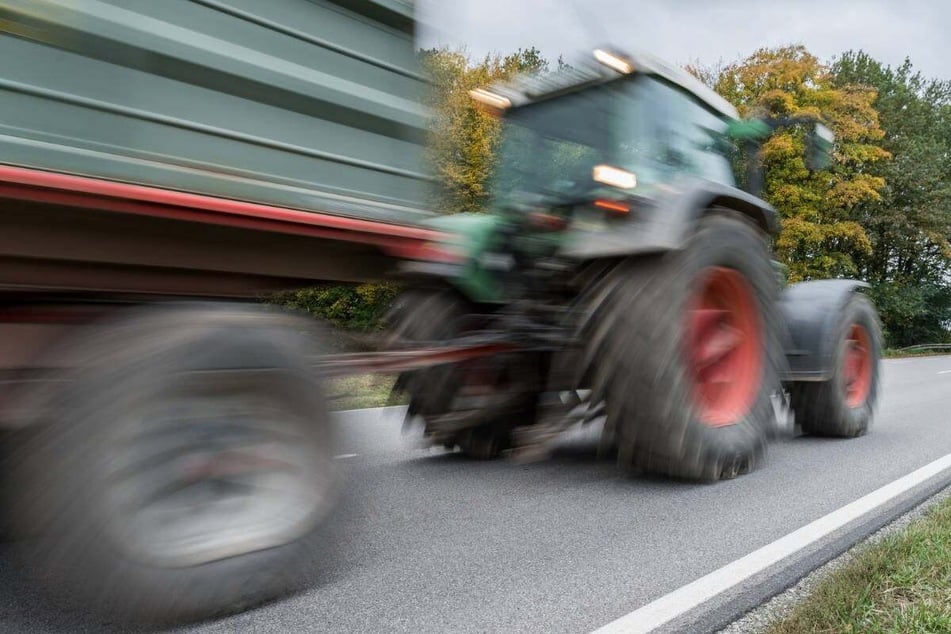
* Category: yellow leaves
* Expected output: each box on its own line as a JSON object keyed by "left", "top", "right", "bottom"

{"left": 769, "top": 183, "right": 813, "bottom": 215}
{"left": 763, "top": 133, "right": 798, "bottom": 158}
{"left": 714, "top": 45, "right": 891, "bottom": 280}
{"left": 827, "top": 175, "right": 886, "bottom": 208}
{"left": 834, "top": 221, "right": 874, "bottom": 254}
{"left": 776, "top": 217, "right": 872, "bottom": 279}
{"left": 823, "top": 85, "right": 886, "bottom": 143}
{"left": 838, "top": 142, "right": 891, "bottom": 164}
{"left": 421, "top": 47, "right": 548, "bottom": 212}
{"left": 777, "top": 216, "right": 824, "bottom": 249}
{"left": 717, "top": 45, "right": 823, "bottom": 105}
{"left": 761, "top": 89, "right": 796, "bottom": 115}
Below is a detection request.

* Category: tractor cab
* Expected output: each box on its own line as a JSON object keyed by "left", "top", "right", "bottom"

{"left": 474, "top": 49, "right": 740, "bottom": 220}
{"left": 442, "top": 49, "right": 748, "bottom": 301}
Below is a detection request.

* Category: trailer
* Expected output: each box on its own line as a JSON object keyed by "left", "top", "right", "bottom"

{"left": 0, "top": 0, "right": 439, "bottom": 623}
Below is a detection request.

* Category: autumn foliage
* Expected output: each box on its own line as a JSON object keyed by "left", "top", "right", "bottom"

{"left": 713, "top": 45, "right": 889, "bottom": 282}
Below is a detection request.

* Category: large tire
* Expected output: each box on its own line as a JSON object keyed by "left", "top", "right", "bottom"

{"left": 388, "top": 290, "right": 469, "bottom": 420}
{"left": 388, "top": 290, "right": 535, "bottom": 459}
{"left": 789, "top": 294, "right": 881, "bottom": 437}
{"left": 583, "top": 213, "right": 784, "bottom": 481}
{"left": 9, "top": 304, "right": 341, "bottom": 624}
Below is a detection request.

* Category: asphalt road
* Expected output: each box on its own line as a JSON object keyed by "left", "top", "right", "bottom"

{"left": 2, "top": 356, "right": 950, "bottom": 633}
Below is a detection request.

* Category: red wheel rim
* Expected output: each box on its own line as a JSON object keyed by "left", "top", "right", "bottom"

{"left": 843, "top": 324, "right": 872, "bottom": 408}
{"left": 686, "top": 267, "right": 763, "bottom": 427}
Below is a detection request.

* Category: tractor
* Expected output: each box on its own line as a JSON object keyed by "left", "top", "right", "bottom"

{"left": 388, "top": 48, "right": 881, "bottom": 481}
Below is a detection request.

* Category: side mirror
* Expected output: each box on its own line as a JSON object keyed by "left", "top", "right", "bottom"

{"left": 806, "top": 122, "right": 834, "bottom": 172}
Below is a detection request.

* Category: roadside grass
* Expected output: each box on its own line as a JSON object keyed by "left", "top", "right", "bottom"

{"left": 327, "top": 373, "right": 406, "bottom": 410}
{"left": 884, "top": 348, "right": 951, "bottom": 358}
{"left": 768, "top": 496, "right": 951, "bottom": 634}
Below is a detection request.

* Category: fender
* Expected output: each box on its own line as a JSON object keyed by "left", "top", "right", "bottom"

{"left": 779, "top": 279, "right": 870, "bottom": 381}
{"left": 397, "top": 212, "right": 509, "bottom": 303}
{"left": 561, "top": 179, "right": 778, "bottom": 260}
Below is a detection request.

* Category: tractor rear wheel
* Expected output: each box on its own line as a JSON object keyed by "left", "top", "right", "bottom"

{"left": 583, "top": 213, "right": 783, "bottom": 481}
{"left": 789, "top": 294, "right": 881, "bottom": 437}
{"left": 388, "top": 291, "right": 530, "bottom": 459}
{"left": 387, "top": 290, "right": 469, "bottom": 421}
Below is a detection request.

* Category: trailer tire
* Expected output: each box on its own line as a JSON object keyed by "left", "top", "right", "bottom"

{"left": 789, "top": 294, "right": 881, "bottom": 437}
{"left": 9, "top": 304, "right": 341, "bottom": 624}
{"left": 584, "top": 213, "right": 783, "bottom": 481}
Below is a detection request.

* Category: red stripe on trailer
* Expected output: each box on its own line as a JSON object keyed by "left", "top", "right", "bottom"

{"left": 0, "top": 165, "right": 443, "bottom": 255}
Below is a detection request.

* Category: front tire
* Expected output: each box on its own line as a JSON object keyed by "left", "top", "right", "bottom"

{"left": 789, "top": 294, "right": 881, "bottom": 437}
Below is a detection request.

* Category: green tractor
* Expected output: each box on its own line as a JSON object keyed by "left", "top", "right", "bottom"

{"left": 389, "top": 48, "right": 881, "bottom": 481}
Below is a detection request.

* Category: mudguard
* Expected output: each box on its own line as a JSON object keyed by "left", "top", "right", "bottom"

{"left": 779, "top": 279, "right": 870, "bottom": 381}
{"left": 561, "top": 180, "right": 778, "bottom": 260}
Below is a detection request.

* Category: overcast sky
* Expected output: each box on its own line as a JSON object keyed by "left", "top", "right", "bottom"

{"left": 417, "top": 1, "right": 949, "bottom": 81}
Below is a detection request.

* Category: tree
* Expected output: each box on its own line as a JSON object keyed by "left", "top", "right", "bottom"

{"left": 830, "top": 52, "right": 951, "bottom": 345}
{"left": 279, "top": 48, "right": 551, "bottom": 331}
{"left": 714, "top": 46, "right": 890, "bottom": 282}
{"left": 419, "top": 47, "right": 548, "bottom": 213}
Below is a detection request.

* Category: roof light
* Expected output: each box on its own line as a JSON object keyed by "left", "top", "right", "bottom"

{"left": 593, "top": 164, "right": 637, "bottom": 189}
{"left": 468, "top": 88, "right": 512, "bottom": 109}
{"left": 593, "top": 49, "right": 634, "bottom": 74}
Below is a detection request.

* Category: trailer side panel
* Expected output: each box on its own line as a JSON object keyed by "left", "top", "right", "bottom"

{"left": 0, "top": 0, "right": 430, "bottom": 224}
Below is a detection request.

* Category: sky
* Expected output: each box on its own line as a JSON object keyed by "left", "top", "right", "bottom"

{"left": 417, "top": 0, "right": 949, "bottom": 81}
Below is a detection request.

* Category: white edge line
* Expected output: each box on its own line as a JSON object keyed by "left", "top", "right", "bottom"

{"left": 591, "top": 451, "right": 951, "bottom": 634}
{"left": 938, "top": 370, "right": 951, "bottom": 375}
{"left": 333, "top": 405, "right": 408, "bottom": 415}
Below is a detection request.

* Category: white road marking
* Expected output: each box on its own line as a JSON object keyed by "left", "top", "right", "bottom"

{"left": 333, "top": 453, "right": 359, "bottom": 459}
{"left": 591, "top": 451, "right": 951, "bottom": 634}
{"left": 333, "top": 405, "right": 408, "bottom": 415}
{"left": 938, "top": 370, "right": 951, "bottom": 375}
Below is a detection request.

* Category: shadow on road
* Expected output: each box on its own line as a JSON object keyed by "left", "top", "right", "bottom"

{"left": 397, "top": 435, "right": 705, "bottom": 495}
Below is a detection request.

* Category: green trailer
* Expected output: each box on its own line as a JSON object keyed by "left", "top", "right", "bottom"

{"left": 0, "top": 0, "right": 437, "bottom": 623}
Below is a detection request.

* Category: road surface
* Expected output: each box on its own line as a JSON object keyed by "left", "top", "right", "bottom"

{"left": 2, "top": 356, "right": 949, "bottom": 633}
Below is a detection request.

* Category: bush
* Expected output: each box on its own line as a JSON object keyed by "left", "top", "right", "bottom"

{"left": 274, "top": 282, "right": 400, "bottom": 332}
{"left": 869, "top": 281, "right": 951, "bottom": 348}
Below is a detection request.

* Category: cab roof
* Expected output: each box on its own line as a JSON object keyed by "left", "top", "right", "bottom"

{"left": 484, "top": 48, "right": 739, "bottom": 120}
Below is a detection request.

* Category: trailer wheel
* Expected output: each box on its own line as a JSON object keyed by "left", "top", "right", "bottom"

{"left": 10, "top": 304, "right": 340, "bottom": 623}
{"left": 789, "top": 294, "right": 881, "bottom": 437}
{"left": 584, "top": 213, "right": 783, "bottom": 481}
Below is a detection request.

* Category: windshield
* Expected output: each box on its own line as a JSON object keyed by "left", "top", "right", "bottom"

{"left": 491, "top": 77, "right": 734, "bottom": 207}
{"left": 491, "top": 88, "right": 613, "bottom": 206}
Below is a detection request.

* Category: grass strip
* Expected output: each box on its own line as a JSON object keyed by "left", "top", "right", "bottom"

{"left": 883, "top": 349, "right": 951, "bottom": 358}
{"left": 327, "top": 373, "right": 406, "bottom": 410}
{"left": 769, "top": 495, "right": 951, "bottom": 633}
